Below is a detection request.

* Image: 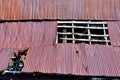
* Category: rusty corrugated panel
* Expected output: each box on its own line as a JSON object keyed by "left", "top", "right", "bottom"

{"left": 42, "top": 22, "right": 57, "bottom": 46}
{"left": 0, "top": 21, "right": 57, "bottom": 49}
{"left": 0, "top": 0, "right": 119, "bottom": 20}
{"left": 108, "top": 0, "right": 115, "bottom": 20}
{"left": 22, "top": 44, "right": 120, "bottom": 76}
{"left": 22, "top": 43, "right": 86, "bottom": 75}
{"left": 75, "top": 0, "right": 83, "bottom": 19}
{"left": 45, "top": 0, "right": 56, "bottom": 19}
{"left": 85, "top": 44, "right": 120, "bottom": 76}
{"left": 56, "top": 0, "right": 74, "bottom": 19}
{"left": 32, "top": 0, "right": 45, "bottom": 19}
{"left": 22, "top": 45, "right": 57, "bottom": 73}
{"left": 0, "top": 48, "right": 15, "bottom": 71}
{"left": 108, "top": 21, "right": 120, "bottom": 46}
{"left": 0, "top": 0, "right": 22, "bottom": 20}
{"left": 71, "top": 43, "right": 87, "bottom": 75}
{"left": 20, "top": 0, "right": 32, "bottom": 20}
{"left": 0, "top": 23, "right": 6, "bottom": 49}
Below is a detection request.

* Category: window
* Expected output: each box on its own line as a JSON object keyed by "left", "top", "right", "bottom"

{"left": 56, "top": 21, "right": 111, "bottom": 45}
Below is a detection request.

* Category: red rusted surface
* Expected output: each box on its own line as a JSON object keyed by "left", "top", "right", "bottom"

{"left": 45, "top": 0, "right": 57, "bottom": 19}
{"left": 85, "top": 44, "right": 120, "bottom": 76}
{"left": 0, "top": 48, "right": 15, "bottom": 71}
{"left": 22, "top": 44, "right": 120, "bottom": 76}
{"left": 0, "top": 22, "right": 57, "bottom": 49}
{"left": 22, "top": 44, "right": 85, "bottom": 74}
{"left": 56, "top": 0, "right": 74, "bottom": 19}
{"left": 0, "top": 23, "right": 6, "bottom": 49}
{"left": 0, "top": 0, "right": 119, "bottom": 77}
{"left": 0, "top": 0, "right": 119, "bottom": 20}
{"left": 108, "top": 21, "right": 120, "bottom": 46}
{"left": 71, "top": 43, "right": 86, "bottom": 75}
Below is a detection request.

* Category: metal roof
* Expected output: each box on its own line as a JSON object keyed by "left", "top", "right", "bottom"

{"left": 0, "top": 0, "right": 119, "bottom": 20}
{"left": 22, "top": 44, "right": 120, "bottom": 77}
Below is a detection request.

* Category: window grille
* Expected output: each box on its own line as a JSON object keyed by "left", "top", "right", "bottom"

{"left": 56, "top": 21, "right": 111, "bottom": 45}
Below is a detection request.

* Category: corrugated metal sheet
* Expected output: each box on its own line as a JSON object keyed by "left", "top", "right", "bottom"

{"left": 22, "top": 44, "right": 120, "bottom": 76}
{"left": 0, "top": 0, "right": 119, "bottom": 20}
{"left": 45, "top": 0, "right": 56, "bottom": 19}
{"left": 0, "top": 0, "right": 119, "bottom": 77}
{"left": 85, "top": 44, "right": 120, "bottom": 76}
{"left": 108, "top": 21, "right": 120, "bottom": 46}
{"left": 0, "top": 21, "right": 57, "bottom": 49}
{"left": 56, "top": 0, "right": 74, "bottom": 19}
{"left": 0, "top": 48, "right": 15, "bottom": 71}
{"left": 0, "top": 23, "right": 6, "bottom": 49}
{"left": 22, "top": 44, "right": 86, "bottom": 75}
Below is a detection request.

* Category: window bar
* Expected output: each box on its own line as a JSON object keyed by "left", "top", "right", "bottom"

{"left": 72, "top": 21, "right": 75, "bottom": 43}
{"left": 88, "top": 22, "right": 91, "bottom": 44}
{"left": 58, "top": 25, "right": 108, "bottom": 29}
{"left": 63, "top": 25, "right": 67, "bottom": 43}
{"left": 56, "top": 32, "right": 58, "bottom": 43}
{"left": 103, "top": 23, "right": 108, "bottom": 45}
{"left": 59, "top": 38, "right": 109, "bottom": 42}
{"left": 58, "top": 21, "right": 107, "bottom": 24}
{"left": 58, "top": 32, "right": 109, "bottom": 37}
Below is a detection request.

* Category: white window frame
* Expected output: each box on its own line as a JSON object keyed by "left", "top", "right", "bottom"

{"left": 56, "top": 21, "right": 110, "bottom": 45}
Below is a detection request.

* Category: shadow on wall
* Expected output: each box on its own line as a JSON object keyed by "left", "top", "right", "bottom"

{"left": 0, "top": 73, "right": 120, "bottom": 80}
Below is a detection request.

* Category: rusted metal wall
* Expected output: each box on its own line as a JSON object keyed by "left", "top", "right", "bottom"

{"left": 0, "top": 0, "right": 119, "bottom": 20}
{"left": 0, "top": 21, "right": 119, "bottom": 76}
{"left": 0, "top": 0, "right": 119, "bottom": 77}
{"left": 108, "top": 21, "right": 120, "bottom": 46}
{"left": 0, "top": 21, "right": 119, "bottom": 49}
{"left": 0, "top": 22, "right": 57, "bottom": 49}
{"left": 22, "top": 44, "right": 120, "bottom": 77}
